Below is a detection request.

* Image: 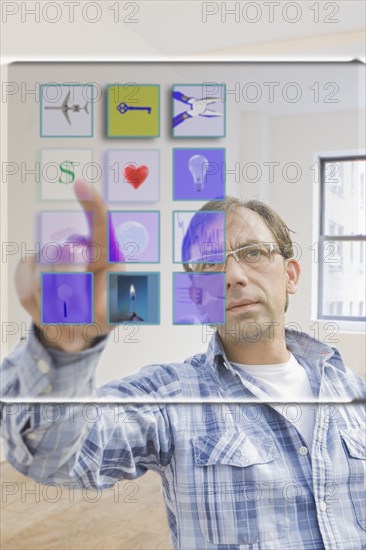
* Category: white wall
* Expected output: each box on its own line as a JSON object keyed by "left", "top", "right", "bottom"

{"left": 244, "top": 109, "right": 365, "bottom": 378}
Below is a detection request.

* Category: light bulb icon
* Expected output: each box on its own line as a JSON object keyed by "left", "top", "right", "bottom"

{"left": 188, "top": 155, "right": 209, "bottom": 192}
{"left": 57, "top": 285, "right": 73, "bottom": 318}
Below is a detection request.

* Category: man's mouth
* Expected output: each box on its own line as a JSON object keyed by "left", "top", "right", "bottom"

{"left": 226, "top": 300, "right": 259, "bottom": 312}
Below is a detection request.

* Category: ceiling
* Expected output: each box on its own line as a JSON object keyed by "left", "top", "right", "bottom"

{"left": 106, "top": 0, "right": 365, "bottom": 55}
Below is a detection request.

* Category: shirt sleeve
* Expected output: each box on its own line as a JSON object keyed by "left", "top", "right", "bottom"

{"left": 0, "top": 326, "right": 182, "bottom": 489}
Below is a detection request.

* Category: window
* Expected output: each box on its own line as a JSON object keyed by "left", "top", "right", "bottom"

{"left": 318, "top": 155, "right": 366, "bottom": 322}
{"left": 326, "top": 161, "right": 344, "bottom": 197}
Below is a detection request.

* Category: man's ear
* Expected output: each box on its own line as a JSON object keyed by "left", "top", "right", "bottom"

{"left": 285, "top": 259, "right": 300, "bottom": 295}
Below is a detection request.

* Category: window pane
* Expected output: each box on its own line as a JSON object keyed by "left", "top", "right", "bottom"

{"left": 321, "top": 240, "right": 366, "bottom": 319}
{"left": 323, "top": 159, "right": 366, "bottom": 236}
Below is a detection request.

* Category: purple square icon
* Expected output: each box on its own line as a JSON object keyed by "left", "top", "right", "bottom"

{"left": 38, "top": 211, "right": 93, "bottom": 265}
{"left": 41, "top": 273, "right": 93, "bottom": 324}
{"left": 173, "top": 148, "right": 225, "bottom": 200}
{"left": 173, "top": 273, "right": 225, "bottom": 324}
{"left": 108, "top": 211, "right": 160, "bottom": 263}
{"left": 174, "top": 211, "right": 225, "bottom": 264}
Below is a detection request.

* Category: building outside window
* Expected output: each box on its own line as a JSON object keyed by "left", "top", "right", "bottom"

{"left": 318, "top": 156, "right": 366, "bottom": 322}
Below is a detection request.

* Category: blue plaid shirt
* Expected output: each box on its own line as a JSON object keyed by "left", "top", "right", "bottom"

{"left": 1, "top": 328, "right": 365, "bottom": 549}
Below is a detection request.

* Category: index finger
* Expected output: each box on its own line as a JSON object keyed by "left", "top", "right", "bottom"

{"left": 74, "top": 179, "right": 111, "bottom": 272}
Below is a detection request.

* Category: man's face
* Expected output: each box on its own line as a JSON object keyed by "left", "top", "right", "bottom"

{"left": 217, "top": 207, "right": 299, "bottom": 342}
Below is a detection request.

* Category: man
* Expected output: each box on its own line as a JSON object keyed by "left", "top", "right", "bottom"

{"left": 1, "top": 181, "right": 365, "bottom": 549}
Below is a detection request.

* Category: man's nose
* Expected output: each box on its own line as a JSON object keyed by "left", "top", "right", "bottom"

{"left": 225, "top": 254, "right": 250, "bottom": 288}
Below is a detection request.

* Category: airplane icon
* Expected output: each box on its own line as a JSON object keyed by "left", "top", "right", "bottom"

{"left": 44, "top": 91, "right": 89, "bottom": 126}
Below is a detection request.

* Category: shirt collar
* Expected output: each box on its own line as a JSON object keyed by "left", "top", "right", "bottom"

{"left": 205, "top": 328, "right": 337, "bottom": 377}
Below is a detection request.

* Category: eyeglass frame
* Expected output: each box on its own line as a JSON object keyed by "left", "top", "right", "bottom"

{"left": 186, "top": 242, "right": 286, "bottom": 273}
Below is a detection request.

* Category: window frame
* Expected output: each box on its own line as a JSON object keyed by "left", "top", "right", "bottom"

{"left": 313, "top": 152, "right": 366, "bottom": 332}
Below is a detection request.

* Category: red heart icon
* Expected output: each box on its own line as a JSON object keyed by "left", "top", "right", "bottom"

{"left": 123, "top": 164, "right": 149, "bottom": 190}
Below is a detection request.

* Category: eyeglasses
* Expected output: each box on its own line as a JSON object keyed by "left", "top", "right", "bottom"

{"left": 187, "top": 242, "right": 284, "bottom": 273}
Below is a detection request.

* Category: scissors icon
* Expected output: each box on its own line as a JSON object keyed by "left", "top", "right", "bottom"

{"left": 172, "top": 91, "right": 223, "bottom": 128}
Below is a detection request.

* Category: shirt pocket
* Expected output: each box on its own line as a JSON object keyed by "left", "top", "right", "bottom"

{"left": 340, "top": 429, "right": 366, "bottom": 530}
{"left": 192, "top": 431, "right": 293, "bottom": 545}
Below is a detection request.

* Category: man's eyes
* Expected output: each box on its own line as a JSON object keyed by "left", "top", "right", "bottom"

{"left": 200, "top": 255, "right": 223, "bottom": 265}
{"left": 201, "top": 263, "right": 219, "bottom": 271}
{"left": 192, "top": 246, "right": 272, "bottom": 270}
{"left": 238, "top": 246, "right": 264, "bottom": 260}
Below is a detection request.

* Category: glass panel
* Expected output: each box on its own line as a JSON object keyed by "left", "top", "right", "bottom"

{"left": 323, "top": 158, "right": 366, "bottom": 236}
{"left": 321, "top": 240, "right": 366, "bottom": 319}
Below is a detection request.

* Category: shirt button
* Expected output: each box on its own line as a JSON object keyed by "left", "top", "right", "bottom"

{"left": 299, "top": 446, "right": 308, "bottom": 456}
{"left": 37, "top": 359, "right": 50, "bottom": 374}
{"left": 42, "top": 383, "right": 53, "bottom": 394}
{"left": 27, "top": 432, "right": 37, "bottom": 440}
{"left": 319, "top": 500, "right": 327, "bottom": 512}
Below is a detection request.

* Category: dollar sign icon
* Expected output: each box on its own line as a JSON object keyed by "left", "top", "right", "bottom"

{"left": 58, "top": 161, "right": 75, "bottom": 184}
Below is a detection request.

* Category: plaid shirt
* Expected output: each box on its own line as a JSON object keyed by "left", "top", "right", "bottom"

{"left": 1, "top": 328, "right": 365, "bottom": 550}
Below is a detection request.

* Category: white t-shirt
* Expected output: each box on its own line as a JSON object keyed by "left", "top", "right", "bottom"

{"left": 231, "top": 352, "right": 315, "bottom": 448}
